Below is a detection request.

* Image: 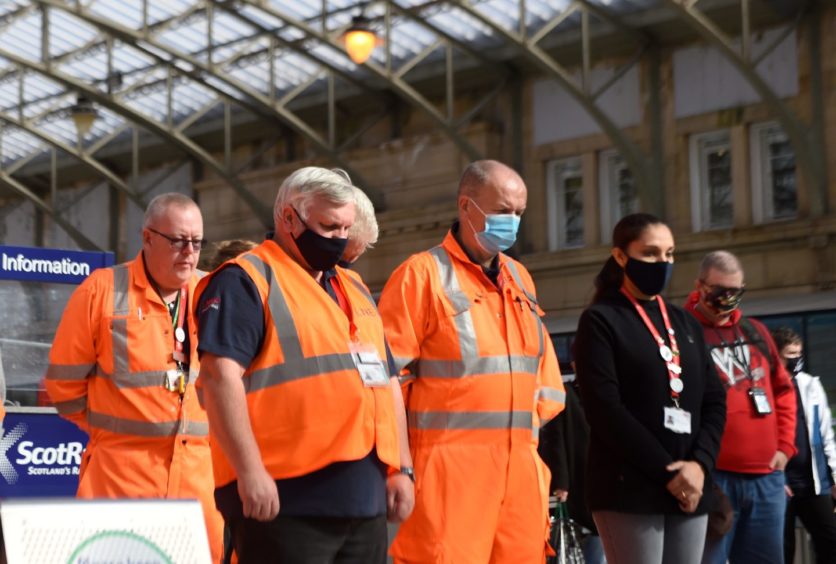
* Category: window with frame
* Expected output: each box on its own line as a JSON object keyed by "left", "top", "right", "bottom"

{"left": 546, "top": 157, "right": 584, "bottom": 250}
{"left": 598, "top": 150, "right": 638, "bottom": 242}
{"left": 689, "top": 130, "right": 733, "bottom": 231}
{"left": 750, "top": 122, "right": 797, "bottom": 223}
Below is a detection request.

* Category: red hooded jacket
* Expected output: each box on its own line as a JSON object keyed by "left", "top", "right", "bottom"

{"left": 684, "top": 291, "right": 796, "bottom": 474}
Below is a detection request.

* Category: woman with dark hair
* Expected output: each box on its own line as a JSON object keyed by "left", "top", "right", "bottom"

{"left": 574, "top": 213, "right": 727, "bottom": 564}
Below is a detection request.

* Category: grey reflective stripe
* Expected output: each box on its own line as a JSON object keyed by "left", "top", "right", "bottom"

{"left": 54, "top": 395, "right": 87, "bottom": 415}
{"left": 393, "top": 356, "right": 413, "bottom": 374}
{"left": 111, "top": 265, "right": 131, "bottom": 382}
{"left": 504, "top": 260, "right": 537, "bottom": 305}
{"left": 504, "top": 260, "right": 545, "bottom": 357}
{"left": 45, "top": 363, "right": 95, "bottom": 381}
{"left": 95, "top": 367, "right": 165, "bottom": 389}
{"left": 428, "top": 246, "right": 477, "bottom": 364}
{"left": 87, "top": 411, "right": 209, "bottom": 437}
{"left": 244, "top": 353, "right": 356, "bottom": 393}
{"left": 112, "top": 264, "right": 130, "bottom": 316}
{"left": 243, "top": 254, "right": 304, "bottom": 360}
{"left": 111, "top": 318, "right": 130, "bottom": 378}
{"left": 345, "top": 274, "right": 378, "bottom": 311}
{"left": 398, "top": 373, "right": 417, "bottom": 386}
{"left": 409, "top": 410, "right": 533, "bottom": 430}
{"left": 241, "top": 254, "right": 357, "bottom": 393}
{"left": 417, "top": 355, "right": 540, "bottom": 378}
{"left": 537, "top": 386, "right": 566, "bottom": 403}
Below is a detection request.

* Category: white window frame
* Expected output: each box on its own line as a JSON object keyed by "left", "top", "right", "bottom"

{"left": 598, "top": 149, "right": 639, "bottom": 242}
{"left": 546, "top": 157, "right": 584, "bottom": 250}
{"left": 689, "top": 129, "right": 733, "bottom": 232}
{"left": 750, "top": 121, "right": 797, "bottom": 224}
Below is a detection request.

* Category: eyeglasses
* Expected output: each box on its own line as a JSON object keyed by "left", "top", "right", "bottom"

{"left": 148, "top": 227, "right": 207, "bottom": 252}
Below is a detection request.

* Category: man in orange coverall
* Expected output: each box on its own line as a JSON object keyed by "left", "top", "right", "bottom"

{"left": 379, "top": 160, "right": 566, "bottom": 563}
{"left": 45, "top": 193, "right": 223, "bottom": 562}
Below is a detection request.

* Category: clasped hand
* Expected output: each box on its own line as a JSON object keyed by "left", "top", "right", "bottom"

{"left": 665, "top": 460, "right": 705, "bottom": 514}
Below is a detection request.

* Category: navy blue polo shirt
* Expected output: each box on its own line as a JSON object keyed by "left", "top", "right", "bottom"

{"left": 197, "top": 264, "right": 389, "bottom": 518}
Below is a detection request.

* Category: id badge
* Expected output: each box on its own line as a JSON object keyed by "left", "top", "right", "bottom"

{"left": 350, "top": 343, "right": 390, "bottom": 387}
{"left": 749, "top": 387, "right": 773, "bottom": 415}
{"left": 164, "top": 368, "right": 183, "bottom": 392}
{"left": 663, "top": 406, "right": 692, "bottom": 434}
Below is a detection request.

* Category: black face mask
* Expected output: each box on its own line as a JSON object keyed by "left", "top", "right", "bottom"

{"left": 624, "top": 257, "right": 673, "bottom": 297}
{"left": 785, "top": 356, "right": 803, "bottom": 375}
{"left": 292, "top": 209, "right": 348, "bottom": 272}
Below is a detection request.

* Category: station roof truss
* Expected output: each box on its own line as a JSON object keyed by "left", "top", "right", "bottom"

{"left": 0, "top": 0, "right": 823, "bottom": 250}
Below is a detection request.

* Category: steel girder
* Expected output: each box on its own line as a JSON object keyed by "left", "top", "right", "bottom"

{"left": 0, "top": 112, "right": 144, "bottom": 208}
{"left": 663, "top": 0, "right": 827, "bottom": 216}
{"left": 0, "top": 170, "right": 101, "bottom": 250}
{"left": 36, "top": 0, "right": 385, "bottom": 208}
{"left": 234, "top": 0, "right": 485, "bottom": 162}
{"left": 0, "top": 48, "right": 277, "bottom": 229}
{"left": 451, "top": 1, "right": 658, "bottom": 211}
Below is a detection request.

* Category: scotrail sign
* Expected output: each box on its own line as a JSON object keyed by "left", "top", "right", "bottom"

{"left": 0, "top": 409, "right": 88, "bottom": 498}
{"left": 0, "top": 245, "right": 114, "bottom": 285}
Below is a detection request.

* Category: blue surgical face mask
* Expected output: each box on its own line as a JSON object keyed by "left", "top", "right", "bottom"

{"left": 467, "top": 198, "right": 521, "bottom": 254}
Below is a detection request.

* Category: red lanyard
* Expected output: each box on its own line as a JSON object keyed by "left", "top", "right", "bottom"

{"left": 172, "top": 287, "right": 187, "bottom": 364}
{"left": 620, "top": 287, "right": 683, "bottom": 402}
{"left": 328, "top": 274, "right": 359, "bottom": 341}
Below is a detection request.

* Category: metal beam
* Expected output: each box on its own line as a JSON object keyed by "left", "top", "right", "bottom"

{"left": 0, "top": 47, "right": 274, "bottom": 229}
{"left": 37, "top": 0, "right": 380, "bottom": 209}
{"left": 0, "top": 170, "right": 101, "bottom": 250}
{"left": 236, "top": 0, "right": 483, "bottom": 162}
{"left": 452, "top": 1, "right": 655, "bottom": 211}
{"left": 663, "top": 0, "right": 826, "bottom": 217}
{"left": 0, "top": 111, "right": 144, "bottom": 207}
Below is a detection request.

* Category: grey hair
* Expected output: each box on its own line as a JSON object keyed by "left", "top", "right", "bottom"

{"left": 143, "top": 192, "right": 199, "bottom": 228}
{"left": 698, "top": 250, "right": 743, "bottom": 280}
{"left": 273, "top": 167, "right": 356, "bottom": 226}
{"left": 344, "top": 187, "right": 379, "bottom": 259}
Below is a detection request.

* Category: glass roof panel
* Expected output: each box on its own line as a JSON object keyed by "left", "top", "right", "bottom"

{"left": 0, "top": 0, "right": 660, "bottom": 172}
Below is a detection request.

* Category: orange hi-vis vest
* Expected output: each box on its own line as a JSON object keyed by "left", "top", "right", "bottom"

{"left": 380, "top": 231, "right": 566, "bottom": 563}
{"left": 44, "top": 253, "right": 223, "bottom": 562}
{"left": 380, "top": 232, "right": 565, "bottom": 448}
{"left": 196, "top": 240, "right": 400, "bottom": 488}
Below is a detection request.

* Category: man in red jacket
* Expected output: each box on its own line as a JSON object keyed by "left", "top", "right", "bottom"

{"left": 685, "top": 250, "right": 796, "bottom": 564}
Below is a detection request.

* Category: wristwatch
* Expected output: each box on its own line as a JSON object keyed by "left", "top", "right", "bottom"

{"left": 399, "top": 466, "right": 415, "bottom": 483}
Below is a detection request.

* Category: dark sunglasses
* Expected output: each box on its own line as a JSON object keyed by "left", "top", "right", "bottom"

{"left": 702, "top": 283, "right": 746, "bottom": 306}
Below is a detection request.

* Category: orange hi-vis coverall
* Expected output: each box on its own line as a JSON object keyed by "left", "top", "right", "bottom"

{"left": 195, "top": 240, "right": 401, "bottom": 487}
{"left": 379, "top": 230, "right": 566, "bottom": 564}
{"left": 44, "top": 254, "right": 223, "bottom": 562}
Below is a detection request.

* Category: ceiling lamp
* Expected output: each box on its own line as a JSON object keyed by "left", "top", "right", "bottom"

{"left": 343, "top": 15, "right": 378, "bottom": 65}
{"left": 70, "top": 94, "right": 97, "bottom": 138}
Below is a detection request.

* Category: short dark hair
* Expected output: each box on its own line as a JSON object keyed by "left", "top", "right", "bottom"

{"left": 770, "top": 326, "right": 801, "bottom": 351}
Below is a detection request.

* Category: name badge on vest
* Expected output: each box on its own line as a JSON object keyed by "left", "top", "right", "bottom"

{"left": 350, "top": 343, "right": 390, "bottom": 387}
{"left": 663, "top": 406, "right": 691, "bottom": 434}
{"left": 164, "top": 368, "right": 185, "bottom": 393}
{"left": 749, "top": 387, "right": 773, "bottom": 415}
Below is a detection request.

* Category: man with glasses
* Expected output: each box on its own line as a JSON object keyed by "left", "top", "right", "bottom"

{"left": 684, "top": 250, "right": 796, "bottom": 564}
{"left": 45, "top": 193, "right": 223, "bottom": 562}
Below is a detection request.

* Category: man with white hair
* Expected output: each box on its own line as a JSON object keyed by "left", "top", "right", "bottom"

{"left": 195, "top": 167, "right": 413, "bottom": 563}
{"left": 339, "top": 186, "right": 379, "bottom": 266}
{"left": 684, "top": 250, "right": 796, "bottom": 564}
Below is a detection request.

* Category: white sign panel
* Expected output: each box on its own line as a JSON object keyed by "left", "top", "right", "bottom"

{"left": 1, "top": 498, "right": 211, "bottom": 564}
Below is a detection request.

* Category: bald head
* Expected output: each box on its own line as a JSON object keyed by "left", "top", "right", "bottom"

{"left": 458, "top": 160, "right": 525, "bottom": 199}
